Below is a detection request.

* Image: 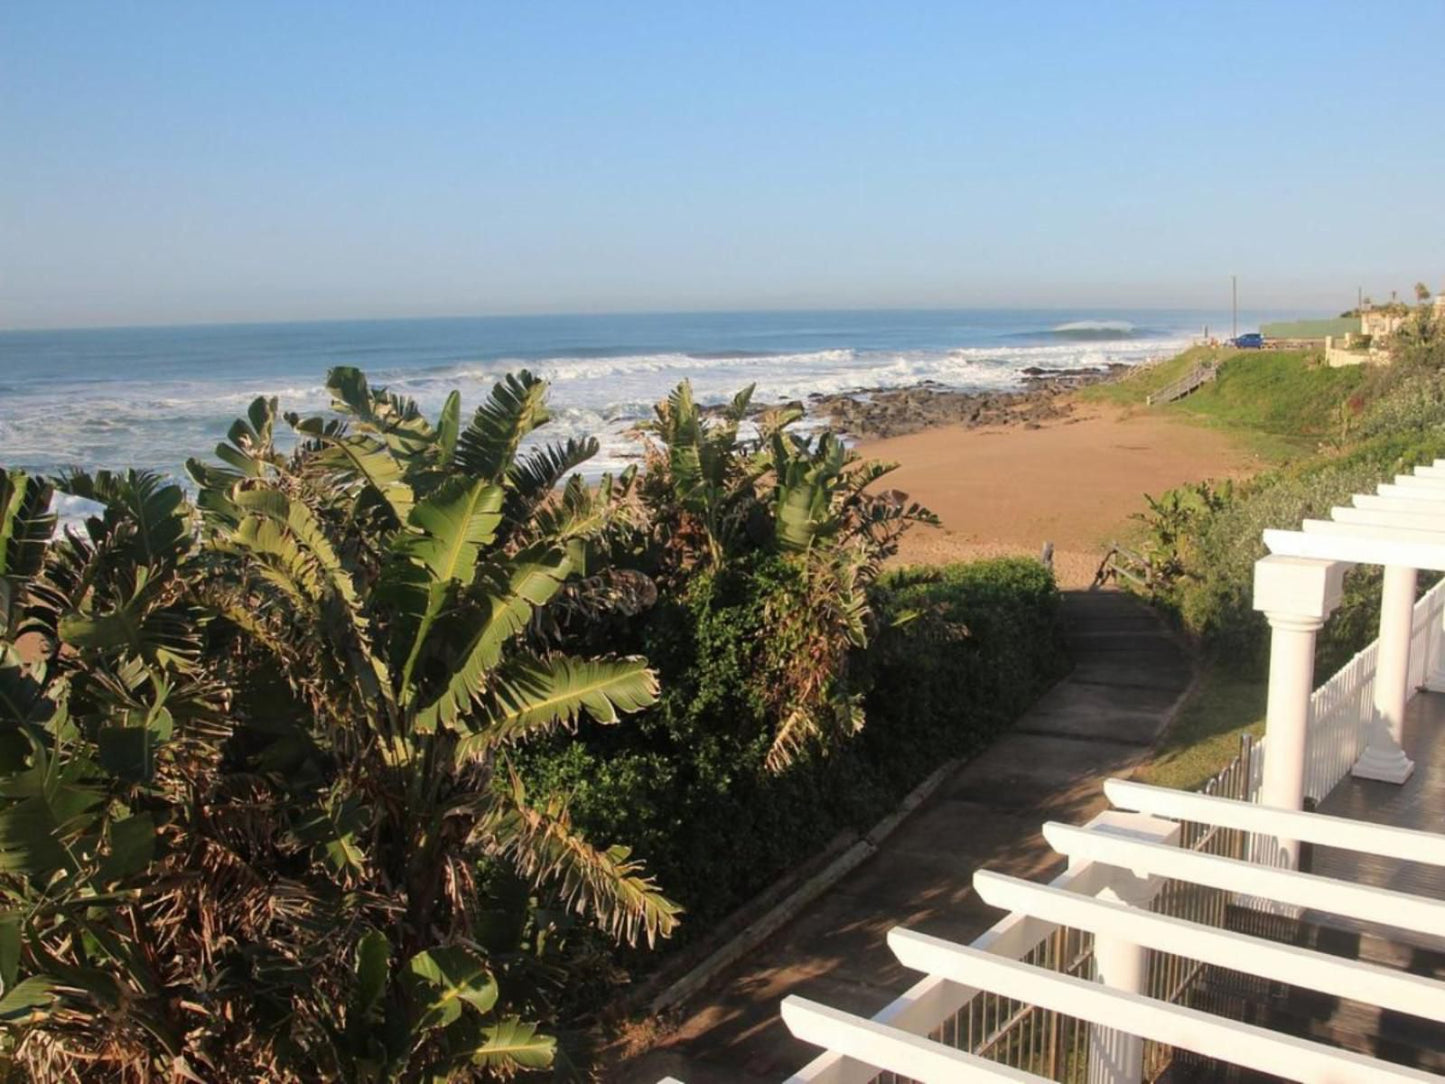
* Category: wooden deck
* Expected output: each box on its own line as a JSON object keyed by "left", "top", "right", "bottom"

{"left": 1308, "top": 688, "right": 1445, "bottom": 949}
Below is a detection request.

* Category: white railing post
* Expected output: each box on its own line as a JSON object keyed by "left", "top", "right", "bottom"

{"left": 1252, "top": 556, "right": 1345, "bottom": 868}
{"left": 1085, "top": 814, "right": 1180, "bottom": 1084}
{"left": 1353, "top": 564, "right": 1417, "bottom": 784}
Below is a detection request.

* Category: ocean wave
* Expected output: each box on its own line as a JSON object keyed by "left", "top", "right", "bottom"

{"left": 1050, "top": 319, "right": 1137, "bottom": 339}
{"left": 3, "top": 333, "right": 1192, "bottom": 479}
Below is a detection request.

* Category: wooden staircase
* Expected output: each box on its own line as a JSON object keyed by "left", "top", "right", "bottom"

{"left": 1146, "top": 361, "right": 1217, "bottom": 405}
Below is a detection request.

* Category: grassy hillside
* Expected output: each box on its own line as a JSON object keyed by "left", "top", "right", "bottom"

{"left": 1085, "top": 347, "right": 1368, "bottom": 458}
{"left": 1081, "top": 344, "right": 1221, "bottom": 407}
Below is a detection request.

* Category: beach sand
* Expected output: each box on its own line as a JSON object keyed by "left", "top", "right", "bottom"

{"left": 863, "top": 403, "right": 1259, "bottom": 588}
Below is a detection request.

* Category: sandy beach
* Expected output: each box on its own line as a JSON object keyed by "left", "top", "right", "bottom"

{"left": 863, "top": 402, "right": 1258, "bottom": 588}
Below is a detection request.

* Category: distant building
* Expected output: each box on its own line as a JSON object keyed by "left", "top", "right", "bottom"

{"left": 1361, "top": 305, "right": 1409, "bottom": 340}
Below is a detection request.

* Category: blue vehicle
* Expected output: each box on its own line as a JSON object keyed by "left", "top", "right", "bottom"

{"left": 1230, "top": 332, "right": 1265, "bottom": 349}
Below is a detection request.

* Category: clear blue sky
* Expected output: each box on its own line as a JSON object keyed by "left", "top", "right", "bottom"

{"left": 3, "top": 1, "right": 1443, "bottom": 329}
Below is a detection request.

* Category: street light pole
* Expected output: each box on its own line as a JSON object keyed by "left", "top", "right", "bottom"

{"left": 1232, "top": 275, "right": 1238, "bottom": 340}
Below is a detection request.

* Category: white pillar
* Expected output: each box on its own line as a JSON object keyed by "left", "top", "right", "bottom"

{"left": 1252, "top": 556, "right": 1345, "bottom": 869}
{"left": 1085, "top": 814, "right": 1179, "bottom": 1084}
{"left": 1354, "top": 564, "right": 1417, "bottom": 783}
{"left": 1258, "top": 613, "right": 1324, "bottom": 868}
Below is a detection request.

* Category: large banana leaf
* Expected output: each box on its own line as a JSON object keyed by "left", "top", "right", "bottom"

{"left": 292, "top": 417, "right": 415, "bottom": 523}
{"left": 465, "top": 1017, "right": 555, "bottom": 1074}
{"left": 326, "top": 366, "right": 439, "bottom": 466}
{"left": 0, "top": 470, "right": 54, "bottom": 636}
{"left": 410, "top": 546, "right": 572, "bottom": 734}
{"left": 455, "top": 371, "right": 550, "bottom": 484}
{"left": 481, "top": 773, "right": 679, "bottom": 948}
{"left": 387, "top": 477, "right": 505, "bottom": 697}
{"left": 455, "top": 653, "right": 658, "bottom": 757}
{"left": 56, "top": 470, "right": 191, "bottom": 569}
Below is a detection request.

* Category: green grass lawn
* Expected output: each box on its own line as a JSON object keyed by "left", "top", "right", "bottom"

{"left": 1135, "top": 663, "right": 1266, "bottom": 791}
{"left": 1084, "top": 347, "right": 1369, "bottom": 462}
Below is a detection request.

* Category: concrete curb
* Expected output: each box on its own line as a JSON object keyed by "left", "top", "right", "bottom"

{"left": 644, "top": 755, "right": 961, "bottom": 1017}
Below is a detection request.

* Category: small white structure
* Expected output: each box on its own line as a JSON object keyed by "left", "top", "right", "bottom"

{"left": 658, "top": 457, "right": 1445, "bottom": 1084}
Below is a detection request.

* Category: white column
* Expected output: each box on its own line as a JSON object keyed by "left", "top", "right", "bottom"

{"left": 1258, "top": 613, "right": 1324, "bottom": 868}
{"left": 1252, "top": 556, "right": 1345, "bottom": 869}
{"left": 1353, "top": 564, "right": 1417, "bottom": 783}
{"left": 1085, "top": 814, "right": 1179, "bottom": 1084}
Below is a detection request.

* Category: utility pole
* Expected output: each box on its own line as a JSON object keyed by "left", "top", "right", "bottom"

{"left": 1358, "top": 286, "right": 1363, "bottom": 312}
{"left": 1232, "top": 275, "right": 1238, "bottom": 339}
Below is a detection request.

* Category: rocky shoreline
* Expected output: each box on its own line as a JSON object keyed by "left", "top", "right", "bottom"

{"left": 805, "top": 362, "right": 1132, "bottom": 441}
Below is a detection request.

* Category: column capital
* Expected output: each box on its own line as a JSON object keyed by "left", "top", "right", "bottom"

{"left": 1261, "top": 611, "right": 1328, "bottom": 633}
{"left": 1252, "top": 554, "right": 1347, "bottom": 623}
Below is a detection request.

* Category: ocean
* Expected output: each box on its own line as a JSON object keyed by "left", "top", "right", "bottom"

{"left": 0, "top": 308, "right": 1266, "bottom": 482}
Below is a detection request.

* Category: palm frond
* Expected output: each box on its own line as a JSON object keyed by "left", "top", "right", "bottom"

{"left": 456, "top": 653, "right": 658, "bottom": 757}
{"left": 0, "top": 469, "right": 55, "bottom": 637}
{"left": 455, "top": 372, "right": 550, "bottom": 484}
{"left": 481, "top": 771, "right": 680, "bottom": 948}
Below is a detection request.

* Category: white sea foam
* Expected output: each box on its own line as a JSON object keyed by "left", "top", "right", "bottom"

{"left": 3, "top": 330, "right": 1193, "bottom": 482}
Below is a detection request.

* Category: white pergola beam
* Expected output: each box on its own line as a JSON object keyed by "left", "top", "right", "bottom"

{"left": 1355, "top": 492, "right": 1445, "bottom": 513}
{"left": 1375, "top": 482, "right": 1445, "bottom": 502}
{"left": 780, "top": 997, "right": 1050, "bottom": 1083}
{"left": 1041, "top": 822, "right": 1445, "bottom": 936}
{"left": 1102, "top": 779, "right": 1445, "bottom": 866}
{"left": 971, "top": 871, "right": 1445, "bottom": 1023}
{"left": 887, "top": 934, "right": 1438, "bottom": 1084}
{"left": 1332, "top": 504, "right": 1445, "bottom": 531}
{"left": 1301, "top": 517, "right": 1445, "bottom": 543}
{"left": 1263, "top": 526, "right": 1445, "bottom": 571}
{"left": 1392, "top": 473, "right": 1445, "bottom": 490}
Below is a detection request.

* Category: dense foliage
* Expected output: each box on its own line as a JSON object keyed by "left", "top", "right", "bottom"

{"left": 1, "top": 369, "right": 1065, "bottom": 1078}
{"left": 0, "top": 372, "right": 675, "bottom": 1082}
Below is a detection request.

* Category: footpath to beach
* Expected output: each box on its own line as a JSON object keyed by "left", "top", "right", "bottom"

{"left": 621, "top": 588, "right": 1194, "bottom": 1083}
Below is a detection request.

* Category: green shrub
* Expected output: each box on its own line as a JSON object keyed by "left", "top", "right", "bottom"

{"left": 863, "top": 559, "right": 1069, "bottom": 790}
{"left": 518, "top": 556, "right": 1067, "bottom": 942}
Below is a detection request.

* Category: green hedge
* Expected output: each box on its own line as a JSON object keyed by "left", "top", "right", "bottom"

{"left": 516, "top": 555, "right": 1067, "bottom": 946}
{"left": 861, "top": 558, "right": 1069, "bottom": 792}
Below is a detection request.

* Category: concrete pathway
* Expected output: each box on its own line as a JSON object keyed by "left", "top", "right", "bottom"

{"left": 621, "top": 589, "right": 1193, "bottom": 1084}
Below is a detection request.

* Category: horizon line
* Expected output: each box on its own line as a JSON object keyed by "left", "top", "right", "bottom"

{"left": 0, "top": 300, "right": 1327, "bottom": 337}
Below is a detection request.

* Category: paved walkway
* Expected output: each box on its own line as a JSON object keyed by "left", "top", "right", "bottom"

{"left": 622, "top": 589, "right": 1194, "bottom": 1084}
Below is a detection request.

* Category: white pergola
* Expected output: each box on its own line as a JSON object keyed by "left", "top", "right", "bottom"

{"left": 773, "top": 786, "right": 1445, "bottom": 1084}
{"left": 1253, "top": 459, "right": 1445, "bottom": 865}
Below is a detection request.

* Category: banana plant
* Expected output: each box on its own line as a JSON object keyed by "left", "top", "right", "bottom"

{"left": 0, "top": 468, "right": 227, "bottom": 1081}
{"left": 186, "top": 367, "right": 676, "bottom": 1080}
{"left": 1, "top": 369, "right": 677, "bottom": 1083}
